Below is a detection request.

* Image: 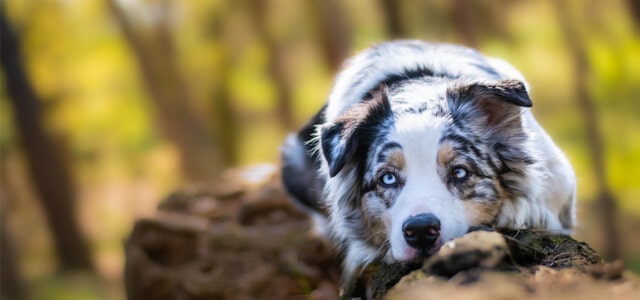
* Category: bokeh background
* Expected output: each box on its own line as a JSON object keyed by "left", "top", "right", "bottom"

{"left": 1, "top": 0, "right": 639, "bottom": 299}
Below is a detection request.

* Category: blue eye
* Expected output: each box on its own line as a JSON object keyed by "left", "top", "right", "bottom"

{"left": 380, "top": 172, "right": 398, "bottom": 186}
{"left": 451, "top": 166, "right": 469, "bottom": 181}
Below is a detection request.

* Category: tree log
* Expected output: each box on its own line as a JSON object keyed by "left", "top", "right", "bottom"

{"left": 124, "top": 165, "right": 640, "bottom": 299}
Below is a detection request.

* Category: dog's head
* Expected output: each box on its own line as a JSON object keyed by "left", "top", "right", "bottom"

{"left": 320, "top": 79, "right": 534, "bottom": 263}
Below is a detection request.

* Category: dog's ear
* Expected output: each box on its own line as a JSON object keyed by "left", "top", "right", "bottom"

{"left": 321, "top": 86, "right": 393, "bottom": 177}
{"left": 447, "top": 79, "right": 531, "bottom": 137}
{"left": 320, "top": 122, "right": 350, "bottom": 177}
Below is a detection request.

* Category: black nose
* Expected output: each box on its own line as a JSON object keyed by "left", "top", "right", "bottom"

{"left": 402, "top": 213, "right": 440, "bottom": 249}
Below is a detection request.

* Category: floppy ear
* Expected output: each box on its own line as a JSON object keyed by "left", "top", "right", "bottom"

{"left": 447, "top": 79, "right": 531, "bottom": 137}
{"left": 320, "top": 86, "right": 394, "bottom": 177}
{"left": 320, "top": 122, "right": 350, "bottom": 177}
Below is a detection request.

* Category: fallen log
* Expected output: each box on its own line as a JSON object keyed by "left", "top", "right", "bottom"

{"left": 351, "top": 229, "right": 614, "bottom": 299}
{"left": 124, "top": 166, "right": 341, "bottom": 299}
{"left": 124, "top": 165, "right": 640, "bottom": 299}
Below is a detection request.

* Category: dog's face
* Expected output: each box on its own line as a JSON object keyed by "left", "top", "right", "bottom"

{"left": 320, "top": 79, "right": 534, "bottom": 263}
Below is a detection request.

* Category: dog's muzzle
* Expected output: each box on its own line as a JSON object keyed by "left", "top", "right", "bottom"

{"left": 402, "top": 213, "right": 440, "bottom": 250}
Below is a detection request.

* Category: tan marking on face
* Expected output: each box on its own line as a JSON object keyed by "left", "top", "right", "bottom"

{"left": 492, "top": 177, "right": 507, "bottom": 198}
{"left": 361, "top": 191, "right": 389, "bottom": 247}
{"left": 462, "top": 199, "right": 502, "bottom": 226}
{"left": 387, "top": 150, "right": 406, "bottom": 170}
{"left": 437, "top": 141, "right": 457, "bottom": 166}
{"left": 364, "top": 217, "right": 387, "bottom": 247}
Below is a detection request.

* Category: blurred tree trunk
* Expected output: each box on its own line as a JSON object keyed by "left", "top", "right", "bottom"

{"left": 210, "top": 76, "right": 238, "bottom": 166}
{"left": 481, "top": 0, "right": 514, "bottom": 43}
{"left": 207, "top": 3, "right": 239, "bottom": 166}
{"left": 451, "top": 0, "right": 478, "bottom": 47}
{"left": 380, "top": 0, "right": 407, "bottom": 38}
{"left": 627, "top": 0, "right": 640, "bottom": 29}
{"left": 0, "top": 11, "right": 94, "bottom": 272}
{"left": 553, "top": 1, "right": 620, "bottom": 260}
{"left": 246, "top": 0, "right": 294, "bottom": 129}
{"left": 107, "top": 0, "right": 227, "bottom": 178}
{"left": 305, "top": 0, "right": 352, "bottom": 71}
{"left": 449, "top": 0, "right": 515, "bottom": 46}
{"left": 1, "top": 206, "right": 28, "bottom": 300}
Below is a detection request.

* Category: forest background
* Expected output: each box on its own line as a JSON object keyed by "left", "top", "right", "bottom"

{"left": 1, "top": 0, "right": 639, "bottom": 299}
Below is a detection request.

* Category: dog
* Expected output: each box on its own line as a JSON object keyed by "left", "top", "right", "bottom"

{"left": 280, "top": 40, "right": 576, "bottom": 283}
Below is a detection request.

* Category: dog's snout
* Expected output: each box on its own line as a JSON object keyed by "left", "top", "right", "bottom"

{"left": 402, "top": 213, "right": 440, "bottom": 249}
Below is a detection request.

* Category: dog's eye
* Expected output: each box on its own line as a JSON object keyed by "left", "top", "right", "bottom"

{"left": 451, "top": 166, "right": 469, "bottom": 181}
{"left": 380, "top": 172, "right": 398, "bottom": 187}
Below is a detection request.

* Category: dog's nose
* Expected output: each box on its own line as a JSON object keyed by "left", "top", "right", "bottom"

{"left": 402, "top": 213, "right": 440, "bottom": 249}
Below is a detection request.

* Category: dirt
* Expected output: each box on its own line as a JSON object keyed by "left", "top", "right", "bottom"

{"left": 124, "top": 165, "right": 640, "bottom": 299}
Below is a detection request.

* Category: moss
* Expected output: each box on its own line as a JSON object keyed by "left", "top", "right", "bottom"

{"left": 349, "top": 229, "right": 604, "bottom": 299}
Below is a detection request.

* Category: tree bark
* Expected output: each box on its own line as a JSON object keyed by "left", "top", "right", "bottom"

{"left": 0, "top": 10, "right": 94, "bottom": 272}
{"left": 553, "top": 0, "right": 620, "bottom": 260}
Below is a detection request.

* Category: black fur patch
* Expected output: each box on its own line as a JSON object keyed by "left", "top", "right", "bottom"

{"left": 321, "top": 86, "right": 395, "bottom": 177}
{"left": 363, "top": 67, "right": 441, "bottom": 100}
{"left": 443, "top": 80, "right": 535, "bottom": 199}
{"left": 280, "top": 105, "right": 328, "bottom": 215}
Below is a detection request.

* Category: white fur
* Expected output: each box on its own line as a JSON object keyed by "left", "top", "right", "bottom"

{"left": 323, "top": 168, "right": 379, "bottom": 279}
{"left": 326, "top": 41, "right": 503, "bottom": 123}
{"left": 494, "top": 111, "right": 576, "bottom": 233}
{"left": 387, "top": 113, "right": 469, "bottom": 261}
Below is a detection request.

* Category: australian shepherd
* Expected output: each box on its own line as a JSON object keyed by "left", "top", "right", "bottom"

{"left": 280, "top": 40, "right": 576, "bottom": 282}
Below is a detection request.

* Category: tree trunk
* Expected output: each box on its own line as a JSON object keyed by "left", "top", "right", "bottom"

{"left": 1, "top": 207, "right": 28, "bottom": 300}
{"left": 107, "top": 0, "right": 225, "bottom": 178}
{"left": 0, "top": 10, "right": 94, "bottom": 272}
{"left": 553, "top": 0, "right": 620, "bottom": 260}
{"left": 451, "top": 0, "right": 478, "bottom": 47}
{"left": 627, "top": 0, "right": 640, "bottom": 30}
{"left": 245, "top": 0, "right": 295, "bottom": 129}
{"left": 305, "top": 0, "right": 352, "bottom": 71}
{"left": 380, "top": 0, "right": 407, "bottom": 38}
